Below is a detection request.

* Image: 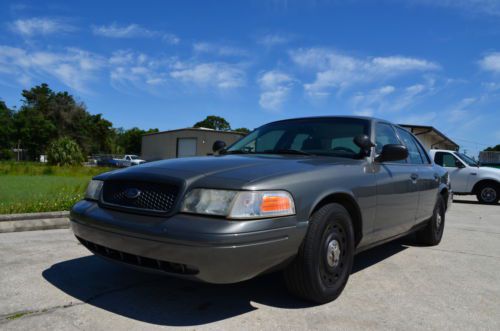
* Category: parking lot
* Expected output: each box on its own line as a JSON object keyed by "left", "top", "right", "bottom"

{"left": 0, "top": 196, "right": 499, "bottom": 330}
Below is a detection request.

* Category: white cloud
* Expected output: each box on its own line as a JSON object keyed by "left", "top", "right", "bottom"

{"left": 170, "top": 63, "right": 245, "bottom": 89}
{"left": 409, "top": 0, "right": 500, "bottom": 17}
{"left": 193, "top": 42, "right": 248, "bottom": 57}
{"left": 397, "top": 111, "right": 437, "bottom": 125}
{"left": 479, "top": 53, "right": 500, "bottom": 73}
{"left": 258, "top": 70, "right": 295, "bottom": 111}
{"left": 109, "top": 50, "right": 174, "bottom": 89}
{"left": 350, "top": 79, "right": 436, "bottom": 117}
{"left": 482, "top": 81, "right": 500, "bottom": 91}
{"left": 92, "top": 23, "right": 179, "bottom": 44}
{"left": 10, "top": 18, "right": 74, "bottom": 36}
{"left": 257, "top": 33, "right": 291, "bottom": 47}
{"left": 289, "top": 48, "right": 439, "bottom": 97}
{"left": 0, "top": 45, "right": 104, "bottom": 92}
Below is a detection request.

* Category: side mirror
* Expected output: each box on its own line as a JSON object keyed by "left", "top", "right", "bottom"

{"left": 455, "top": 160, "right": 465, "bottom": 168}
{"left": 353, "top": 134, "right": 375, "bottom": 156}
{"left": 212, "top": 140, "right": 227, "bottom": 153}
{"left": 377, "top": 144, "right": 408, "bottom": 162}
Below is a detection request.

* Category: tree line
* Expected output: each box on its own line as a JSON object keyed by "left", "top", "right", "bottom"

{"left": 0, "top": 83, "right": 158, "bottom": 161}
{"left": 0, "top": 84, "right": 251, "bottom": 162}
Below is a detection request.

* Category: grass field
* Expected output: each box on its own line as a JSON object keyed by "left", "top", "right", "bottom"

{"left": 0, "top": 162, "right": 111, "bottom": 214}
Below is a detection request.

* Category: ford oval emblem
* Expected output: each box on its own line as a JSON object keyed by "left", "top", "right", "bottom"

{"left": 125, "top": 188, "right": 141, "bottom": 199}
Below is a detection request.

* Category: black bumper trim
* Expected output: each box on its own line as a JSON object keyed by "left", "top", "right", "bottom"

{"left": 76, "top": 235, "right": 198, "bottom": 275}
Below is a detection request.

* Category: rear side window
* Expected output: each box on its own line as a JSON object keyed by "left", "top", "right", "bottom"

{"left": 435, "top": 152, "right": 459, "bottom": 167}
{"left": 396, "top": 128, "right": 424, "bottom": 164}
{"left": 413, "top": 136, "right": 431, "bottom": 164}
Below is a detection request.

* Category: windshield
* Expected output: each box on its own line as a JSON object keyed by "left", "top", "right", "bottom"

{"left": 129, "top": 155, "right": 139, "bottom": 160}
{"left": 456, "top": 152, "right": 478, "bottom": 167}
{"left": 227, "top": 118, "right": 370, "bottom": 158}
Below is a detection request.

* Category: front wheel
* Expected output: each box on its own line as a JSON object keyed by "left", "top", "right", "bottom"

{"left": 476, "top": 183, "right": 499, "bottom": 204}
{"left": 284, "top": 203, "right": 354, "bottom": 304}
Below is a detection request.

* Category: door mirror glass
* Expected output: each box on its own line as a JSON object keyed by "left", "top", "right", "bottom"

{"left": 455, "top": 159, "right": 465, "bottom": 168}
{"left": 377, "top": 144, "right": 409, "bottom": 162}
{"left": 212, "top": 140, "right": 227, "bottom": 153}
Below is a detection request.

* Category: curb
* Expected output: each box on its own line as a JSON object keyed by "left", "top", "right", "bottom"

{"left": 0, "top": 211, "right": 70, "bottom": 233}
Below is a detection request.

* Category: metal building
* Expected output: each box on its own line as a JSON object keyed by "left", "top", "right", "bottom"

{"left": 141, "top": 127, "right": 244, "bottom": 161}
{"left": 399, "top": 124, "right": 459, "bottom": 151}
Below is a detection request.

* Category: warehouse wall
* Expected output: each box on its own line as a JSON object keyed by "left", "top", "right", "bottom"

{"left": 141, "top": 129, "right": 244, "bottom": 161}
{"left": 402, "top": 127, "right": 458, "bottom": 151}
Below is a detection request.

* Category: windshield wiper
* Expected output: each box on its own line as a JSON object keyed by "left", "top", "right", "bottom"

{"left": 262, "top": 149, "right": 314, "bottom": 156}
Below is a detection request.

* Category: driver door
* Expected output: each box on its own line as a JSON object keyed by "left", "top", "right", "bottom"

{"left": 434, "top": 152, "right": 470, "bottom": 193}
{"left": 372, "top": 123, "right": 419, "bottom": 241}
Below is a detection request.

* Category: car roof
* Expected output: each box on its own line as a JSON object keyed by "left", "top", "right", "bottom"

{"left": 430, "top": 149, "right": 457, "bottom": 152}
{"left": 264, "top": 115, "right": 387, "bottom": 126}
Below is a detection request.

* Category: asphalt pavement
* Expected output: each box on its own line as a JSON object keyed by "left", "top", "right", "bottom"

{"left": 0, "top": 196, "right": 499, "bottom": 330}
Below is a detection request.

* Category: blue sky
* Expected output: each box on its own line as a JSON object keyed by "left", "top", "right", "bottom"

{"left": 1, "top": 0, "right": 499, "bottom": 156}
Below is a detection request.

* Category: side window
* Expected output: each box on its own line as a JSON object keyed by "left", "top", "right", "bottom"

{"left": 396, "top": 128, "right": 423, "bottom": 164}
{"left": 435, "top": 152, "right": 459, "bottom": 168}
{"left": 413, "top": 136, "right": 431, "bottom": 164}
{"left": 375, "top": 123, "right": 401, "bottom": 154}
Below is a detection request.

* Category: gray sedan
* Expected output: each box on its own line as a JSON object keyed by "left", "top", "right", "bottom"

{"left": 70, "top": 116, "right": 451, "bottom": 303}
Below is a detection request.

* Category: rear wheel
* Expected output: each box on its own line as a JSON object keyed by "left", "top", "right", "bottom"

{"left": 284, "top": 203, "right": 354, "bottom": 304}
{"left": 416, "top": 195, "right": 445, "bottom": 246}
{"left": 476, "top": 183, "right": 499, "bottom": 204}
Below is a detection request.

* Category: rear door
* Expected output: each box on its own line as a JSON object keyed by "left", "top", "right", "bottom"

{"left": 396, "top": 127, "right": 438, "bottom": 222}
{"left": 373, "top": 123, "right": 419, "bottom": 241}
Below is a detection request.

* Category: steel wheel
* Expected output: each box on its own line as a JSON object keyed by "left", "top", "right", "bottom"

{"left": 320, "top": 224, "right": 347, "bottom": 288}
{"left": 480, "top": 187, "right": 497, "bottom": 203}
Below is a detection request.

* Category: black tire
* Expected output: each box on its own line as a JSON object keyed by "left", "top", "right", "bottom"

{"left": 416, "top": 195, "right": 445, "bottom": 246}
{"left": 284, "top": 203, "right": 354, "bottom": 304}
{"left": 476, "top": 183, "right": 499, "bottom": 204}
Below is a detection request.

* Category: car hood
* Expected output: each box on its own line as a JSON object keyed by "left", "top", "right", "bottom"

{"left": 96, "top": 154, "right": 358, "bottom": 187}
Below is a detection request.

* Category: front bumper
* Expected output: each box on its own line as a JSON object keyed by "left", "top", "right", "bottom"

{"left": 70, "top": 200, "right": 307, "bottom": 284}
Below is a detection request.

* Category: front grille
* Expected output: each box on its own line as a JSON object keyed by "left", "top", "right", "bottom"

{"left": 77, "top": 236, "right": 198, "bottom": 275}
{"left": 101, "top": 180, "right": 179, "bottom": 214}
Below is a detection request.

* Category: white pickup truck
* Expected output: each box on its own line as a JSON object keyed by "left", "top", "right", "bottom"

{"left": 429, "top": 149, "right": 500, "bottom": 204}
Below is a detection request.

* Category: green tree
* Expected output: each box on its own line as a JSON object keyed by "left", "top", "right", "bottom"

{"left": 484, "top": 145, "right": 500, "bottom": 152}
{"left": 47, "top": 137, "right": 84, "bottom": 166}
{"left": 14, "top": 106, "right": 57, "bottom": 160}
{"left": 194, "top": 115, "right": 231, "bottom": 131}
{"left": 114, "top": 127, "right": 159, "bottom": 155}
{"left": 0, "top": 101, "right": 15, "bottom": 159}
{"left": 233, "top": 127, "right": 251, "bottom": 135}
{"left": 13, "top": 83, "right": 116, "bottom": 157}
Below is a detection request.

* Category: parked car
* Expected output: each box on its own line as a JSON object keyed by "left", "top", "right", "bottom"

{"left": 120, "top": 155, "right": 146, "bottom": 166}
{"left": 430, "top": 149, "right": 500, "bottom": 204}
{"left": 71, "top": 116, "right": 451, "bottom": 304}
{"left": 96, "top": 156, "right": 130, "bottom": 168}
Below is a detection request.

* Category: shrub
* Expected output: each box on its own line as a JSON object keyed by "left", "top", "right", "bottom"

{"left": 47, "top": 137, "right": 85, "bottom": 166}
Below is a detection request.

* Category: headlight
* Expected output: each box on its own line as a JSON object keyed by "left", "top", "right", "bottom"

{"left": 181, "top": 189, "right": 295, "bottom": 219}
{"left": 85, "top": 180, "right": 103, "bottom": 201}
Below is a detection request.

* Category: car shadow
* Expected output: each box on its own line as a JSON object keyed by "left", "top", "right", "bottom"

{"left": 42, "top": 240, "right": 408, "bottom": 327}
